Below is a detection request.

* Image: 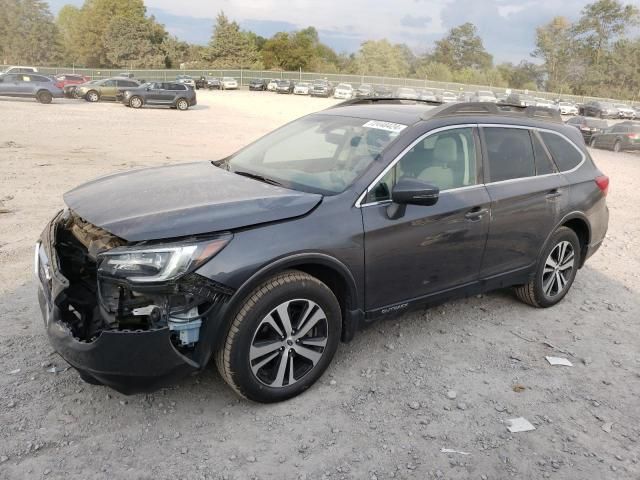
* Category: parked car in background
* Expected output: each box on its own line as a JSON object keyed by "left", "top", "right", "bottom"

{"left": 122, "top": 82, "right": 197, "bottom": 110}
{"left": 496, "top": 94, "right": 508, "bottom": 104}
{"left": 535, "top": 98, "right": 556, "bottom": 109}
{"left": 195, "top": 76, "right": 207, "bottom": 89}
{"left": 394, "top": 87, "right": 417, "bottom": 100}
{"left": 565, "top": 116, "right": 608, "bottom": 143}
{"left": 53, "top": 74, "right": 91, "bottom": 89}
{"left": 458, "top": 91, "right": 474, "bottom": 102}
{"left": 221, "top": 77, "right": 239, "bottom": 90}
{"left": 505, "top": 93, "right": 536, "bottom": 107}
{"left": 1, "top": 66, "right": 38, "bottom": 74}
{"left": 355, "top": 84, "right": 374, "bottom": 97}
{"left": 472, "top": 90, "right": 497, "bottom": 103}
{"left": 76, "top": 77, "right": 140, "bottom": 102}
{"left": 310, "top": 80, "right": 333, "bottom": 98}
{"left": 579, "top": 101, "right": 619, "bottom": 119}
{"left": 176, "top": 75, "right": 196, "bottom": 89}
{"left": 373, "top": 85, "right": 394, "bottom": 97}
{"left": 118, "top": 72, "right": 135, "bottom": 79}
{"left": 613, "top": 104, "right": 636, "bottom": 119}
{"left": 249, "top": 78, "right": 269, "bottom": 91}
{"left": 0, "top": 73, "right": 63, "bottom": 103}
{"left": 267, "top": 79, "right": 279, "bottom": 91}
{"left": 589, "top": 122, "right": 640, "bottom": 152}
{"left": 418, "top": 90, "right": 437, "bottom": 101}
{"left": 438, "top": 91, "right": 458, "bottom": 103}
{"left": 293, "top": 82, "right": 311, "bottom": 95}
{"left": 203, "top": 77, "right": 221, "bottom": 90}
{"left": 276, "top": 80, "right": 295, "bottom": 94}
{"left": 558, "top": 102, "right": 579, "bottom": 116}
{"left": 333, "top": 83, "right": 354, "bottom": 99}
{"left": 37, "top": 101, "right": 609, "bottom": 402}
{"left": 63, "top": 79, "right": 99, "bottom": 98}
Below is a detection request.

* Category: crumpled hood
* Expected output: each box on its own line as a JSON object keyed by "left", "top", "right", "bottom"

{"left": 64, "top": 162, "right": 322, "bottom": 242}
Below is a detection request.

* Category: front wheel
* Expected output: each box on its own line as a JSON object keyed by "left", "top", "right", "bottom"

{"left": 176, "top": 98, "right": 189, "bottom": 111}
{"left": 515, "top": 227, "right": 581, "bottom": 308}
{"left": 129, "top": 96, "right": 143, "bottom": 109}
{"left": 86, "top": 90, "right": 99, "bottom": 102}
{"left": 216, "top": 270, "right": 341, "bottom": 403}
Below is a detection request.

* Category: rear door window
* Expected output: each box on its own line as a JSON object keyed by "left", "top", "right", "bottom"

{"left": 539, "top": 132, "right": 583, "bottom": 172}
{"left": 483, "top": 128, "right": 536, "bottom": 182}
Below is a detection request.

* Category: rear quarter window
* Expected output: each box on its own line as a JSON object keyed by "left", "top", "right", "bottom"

{"left": 539, "top": 132, "right": 583, "bottom": 172}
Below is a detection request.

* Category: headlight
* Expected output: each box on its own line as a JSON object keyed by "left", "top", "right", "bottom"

{"left": 97, "top": 236, "right": 230, "bottom": 283}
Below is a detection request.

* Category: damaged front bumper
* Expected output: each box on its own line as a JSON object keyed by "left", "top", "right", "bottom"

{"left": 36, "top": 210, "right": 233, "bottom": 394}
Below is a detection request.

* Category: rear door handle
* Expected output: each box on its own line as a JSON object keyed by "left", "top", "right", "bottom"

{"left": 465, "top": 207, "right": 489, "bottom": 221}
{"left": 546, "top": 189, "right": 562, "bottom": 200}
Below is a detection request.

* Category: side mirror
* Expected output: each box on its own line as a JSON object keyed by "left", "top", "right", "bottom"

{"left": 387, "top": 178, "right": 439, "bottom": 219}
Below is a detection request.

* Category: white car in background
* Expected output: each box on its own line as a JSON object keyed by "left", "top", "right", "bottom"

{"left": 293, "top": 82, "right": 310, "bottom": 95}
{"left": 614, "top": 103, "right": 636, "bottom": 119}
{"left": 419, "top": 90, "right": 438, "bottom": 101}
{"left": 439, "top": 91, "right": 458, "bottom": 103}
{"left": 333, "top": 83, "right": 354, "bottom": 100}
{"left": 535, "top": 98, "right": 557, "bottom": 109}
{"left": 221, "top": 77, "right": 238, "bottom": 90}
{"left": 1, "top": 65, "right": 38, "bottom": 74}
{"left": 557, "top": 102, "right": 579, "bottom": 116}
{"left": 472, "top": 90, "right": 497, "bottom": 103}
{"left": 267, "top": 79, "right": 279, "bottom": 91}
{"left": 176, "top": 75, "right": 196, "bottom": 89}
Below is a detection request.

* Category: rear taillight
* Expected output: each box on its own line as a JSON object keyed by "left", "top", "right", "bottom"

{"left": 627, "top": 133, "right": 639, "bottom": 140}
{"left": 55, "top": 82, "right": 64, "bottom": 89}
{"left": 595, "top": 175, "right": 609, "bottom": 196}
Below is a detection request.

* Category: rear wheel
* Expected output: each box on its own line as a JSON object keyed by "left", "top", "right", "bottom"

{"left": 176, "top": 98, "right": 189, "bottom": 111}
{"left": 36, "top": 90, "right": 52, "bottom": 104}
{"left": 129, "top": 96, "right": 143, "bottom": 109}
{"left": 216, "top": 270, "right": 341, "bottom": 403}
{"left": 515, "top": 227, "right": 581, "bottom": 308}
{"left": 613, "top": 140, "right": 622, "bottom": 153}
{"left": 86, "top": 90, "right": 99, "bottom": 102}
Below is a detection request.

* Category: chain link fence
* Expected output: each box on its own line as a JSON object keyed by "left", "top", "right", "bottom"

{"left": 2, "top": 65, "right": 637, "bottom": 106}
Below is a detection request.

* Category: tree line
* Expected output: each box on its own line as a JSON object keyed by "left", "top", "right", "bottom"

{"left": 0, "top": 0, "right": 638, "bottom": 99}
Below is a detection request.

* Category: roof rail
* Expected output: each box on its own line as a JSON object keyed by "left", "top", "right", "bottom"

{"left": 426, "top": 102, "right": 562, "bottom": 122}
{"left": 331, "top": 97, "right": 443, "bottom": 108}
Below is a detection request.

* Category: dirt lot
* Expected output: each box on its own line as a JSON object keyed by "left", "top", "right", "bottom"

{"left": 0, "top": 91, "right": 639, "bottom": 480}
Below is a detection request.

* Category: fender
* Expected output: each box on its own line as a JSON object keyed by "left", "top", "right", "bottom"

{"left": 537, "top": 210, "right": 592, "bottom": 265}
{"left": 202, "top": 252, "right": 362, "bottom": 355}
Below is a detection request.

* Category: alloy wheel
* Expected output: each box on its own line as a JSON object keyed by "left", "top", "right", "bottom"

{"left": 177, "top": 99, "right": 188, "bottom": 110}
{"left": 249, "top": 299, "right": 328, "bottom": 388}
{"left": 130, "top": 96, "right": 142, "bottom": 108}
{"left": 542, "top": 241, "right": 575, "bottom": 298}
{"left": 87, "top": 91, "right": 99, "bottom": 102}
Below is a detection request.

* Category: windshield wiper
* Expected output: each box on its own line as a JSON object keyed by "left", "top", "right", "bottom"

{"left": 233, "top": 170, "right": 283, "bottom": 187}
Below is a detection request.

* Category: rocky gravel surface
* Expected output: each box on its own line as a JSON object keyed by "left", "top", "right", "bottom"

{"left": 1, "top": 91, "right": 639, "bottom": 479}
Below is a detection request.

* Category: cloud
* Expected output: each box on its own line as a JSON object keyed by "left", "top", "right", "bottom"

{"left": 400, "top": 14, "right": 432, "bottom": 28}
{"left": 45, "top": 0, "right": 600, "bottom": 62}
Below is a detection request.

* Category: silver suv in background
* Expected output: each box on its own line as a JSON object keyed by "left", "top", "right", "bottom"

{"left": 1, "top": 66, "right": 38, "bottom": 74}
{"left": 0, "top": 73, "right": 63, "bottom": 103}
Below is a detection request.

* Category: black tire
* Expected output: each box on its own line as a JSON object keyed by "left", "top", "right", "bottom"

{"left": 613, "top": 140, "right": 621, "bottom": 153}
{"left": 36, "top": 90, "right": 53, "bottom": 104}
{"left": 515, "top": 227, "right": 581, "bottom": 308}
{"left": 590, "top": 137, "right": 597, "bottom": 148}
{"left": 216, "top": 270, "right": 341, "bottom": 403}
{"left": 86, "top": 90, "right": 99, "bottom": 102}
{"left": 176, "top": 98, "right": 189, "bottom": 111}
{"left": 128, "top": 95, "right": 143, "bottom": 109}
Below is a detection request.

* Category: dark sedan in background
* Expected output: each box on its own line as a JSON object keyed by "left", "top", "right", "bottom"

{"left": 579, "top": 101, "right": 620, "bottom": 119}
{"left": 590, "top": 122, "right": 640, "bottom": 152}
{"left": 566, "top": 116, "right": 608, "bottom": 143}
{"left": 276, "top": 79, "right": 295, "bottom": 94}
{"left": 0, "top": 73, "right": 63, "bottom": 103}
{"left": 249, "top": 78, "right": 269, "bottom": 91}
{"left": 122, "top": 82, "right": 197, "bottom": 110}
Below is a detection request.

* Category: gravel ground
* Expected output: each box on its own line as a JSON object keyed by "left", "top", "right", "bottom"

{"left": 0, "top": 91, "right": 639, "bottom": 480}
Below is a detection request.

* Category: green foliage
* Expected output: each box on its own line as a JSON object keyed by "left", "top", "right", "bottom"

{"left": 353, "top": 40, "right": 411, "bottom": 76}
{"left": 103, "top": 16, "right": 165, "bottom": 68}
{"left": 432, "top": 23, "right": 493, "bottom": 70}
{"left": 0, "top": 0, "right": 60, "bottom": 65}
{"left": 204, "top": 12, "right": 258, "bottom": 68}
{"left": 261, "top": 27, "right": 338, "bottom": 71}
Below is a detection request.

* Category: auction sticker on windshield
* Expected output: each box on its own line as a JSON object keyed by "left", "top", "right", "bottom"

{"left": 362, "top": 120, "right": 407, "bottom": 134}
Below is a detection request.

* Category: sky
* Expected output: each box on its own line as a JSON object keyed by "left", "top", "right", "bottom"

{"left": 47, "top": 0, "right": 605, "bottom": 63}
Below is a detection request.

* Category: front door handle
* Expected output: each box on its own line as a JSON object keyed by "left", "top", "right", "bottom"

{"left": 465, "top": 207, "right": 489, "bottom": 221}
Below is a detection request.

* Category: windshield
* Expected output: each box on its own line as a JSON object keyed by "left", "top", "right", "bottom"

{"left": 226, "top": 115, "right": 405, "bottom": 194}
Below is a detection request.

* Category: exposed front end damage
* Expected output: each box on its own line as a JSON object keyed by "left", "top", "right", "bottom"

{"left": 36, "top": 210, "right": 234, "bottom": 393}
